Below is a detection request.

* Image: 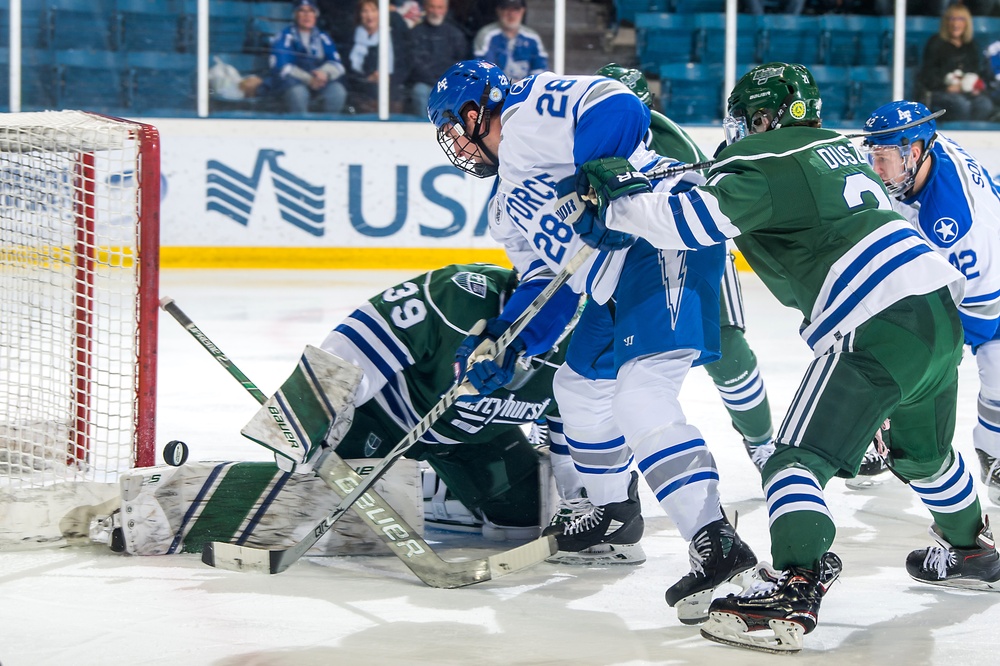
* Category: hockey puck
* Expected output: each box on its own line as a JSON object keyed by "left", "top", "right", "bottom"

{"left": 163, "top": 440, "right": 189, "bottom": 466}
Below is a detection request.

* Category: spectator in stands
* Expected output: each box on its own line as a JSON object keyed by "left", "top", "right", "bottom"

{"left": 346, "top": 0, "right": 412, "bottom": 113}
{"left": 473, "top": 0, "right": 547, "bottom": 82}
{"left": 449, "top": 0, "right": 493, "bottom": 42}
{"left": 741, "top": 0, "right": 805, "bottom": 13}
{"left": 408, "top": 0, "right": 470, "bottom": 117}
{"left": 917, "top": 3, "right": 994, "bottom": 122}
{"left": 267, "top": 0, "right": 348, "bottom": 114}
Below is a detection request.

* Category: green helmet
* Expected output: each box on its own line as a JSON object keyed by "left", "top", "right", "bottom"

{"left": 596, "top": 63, "right": 653, "bottom": 108}
{"left": 724, "top": 63, "right": 821, "bottom": 144}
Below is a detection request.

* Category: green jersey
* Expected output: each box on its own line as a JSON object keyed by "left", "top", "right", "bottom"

{"left": 647, "top": 110, "right": 708, "bottom": 164}
{"left": 606, "top": 126, "right": 964, "bottom": 352}
{"left": 321, "top": 264, "right": 566, "bottom": 448}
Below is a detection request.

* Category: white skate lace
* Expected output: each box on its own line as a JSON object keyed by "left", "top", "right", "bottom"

{"left": 749, "top": 442, "right": 775, "bottom": 469}
{"left": 686, "top": 530, "right": 713, "bottom": 576}
{"left": 562, "top": 506, "right": 605, "bottom": 535}
{"left": 551, "top": 496, "right": 594, "bottom": 525}
{"left": 922, "top": 546, "right": 957, "bottom": 579}
{"left": 743, "top": 565, "right": 788, "bottom": 598}
{"left": 987, "top": 456, "right": 1000, "bottom": 484}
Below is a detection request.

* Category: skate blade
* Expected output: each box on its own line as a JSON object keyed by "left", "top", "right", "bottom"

{"left": 909, "top": 574, "right": 1000, "bottom": 593}
{"left": 700, "top": 611, "right": 804, "bottom": 654}
{"left": 674, "top": 564, "right": 760, "bottom": 625}
{"left": 546, "top": 542, "right": 646, "bottom": 566}
{"left": 844, "top": 471, "right": 892, "bottom": 490}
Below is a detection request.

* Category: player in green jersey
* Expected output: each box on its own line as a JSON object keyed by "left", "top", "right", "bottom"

{"left": 100, "top": 264, "right": 587, "bottom": 556}
{"left": 570, "top": 62, "right": 999, "bottom": 653}
{"left": 597, "top": 63, "right": 775, "bottom": 471}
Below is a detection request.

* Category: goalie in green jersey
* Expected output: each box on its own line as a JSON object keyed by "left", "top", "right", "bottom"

{"left": 96, "top": 264, "right": 588, "bottom": 558}
{"left": 571, "top": 62, "right": 999, "bottom": 653}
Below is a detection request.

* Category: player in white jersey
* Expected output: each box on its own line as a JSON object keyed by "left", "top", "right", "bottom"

{"left": 427, "top": 60, "right": 758, "bottom": 624}
{"left": 862, "top": 100, "right": 1000, "bottom": 507}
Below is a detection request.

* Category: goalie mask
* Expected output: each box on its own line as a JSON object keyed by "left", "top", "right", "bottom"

{"left": 724, "top": 63, "right": 822, "bottom": 145}
{"left": 427, "top": 60, "right": 510, "bottom": 178}
{"left": 596, "top": 63, "right": 653, "bottom": 108}
{"left": 860, "top": 100, "right": 937, "bottom": 199}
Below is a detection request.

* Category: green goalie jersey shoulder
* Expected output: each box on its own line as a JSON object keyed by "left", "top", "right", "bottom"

{"left": 648, "top": 110, "right": 708, "bottom": 164}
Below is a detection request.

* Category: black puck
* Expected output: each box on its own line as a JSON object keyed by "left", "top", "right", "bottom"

{"left": 163, "top": 440, "right": 189, "bottom": 466}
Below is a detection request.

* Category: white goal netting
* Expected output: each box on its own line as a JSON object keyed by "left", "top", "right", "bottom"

{"left": 0, "top": 111, "right": 159, "bottom": 545}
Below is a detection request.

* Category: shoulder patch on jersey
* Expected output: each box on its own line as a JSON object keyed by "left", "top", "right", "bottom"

{"left": 931, "top": 217, "right": 961, "bottom": 246}
{"left": 452, "top": 271, "right": 489, "bottom": 298}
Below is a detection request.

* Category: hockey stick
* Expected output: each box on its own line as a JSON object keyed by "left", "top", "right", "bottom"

{"left": 223, "top": 245, "right": 596, "bottom": 572}
{"left": 642, "top": 109, "right": 947, "bottom": 181}
{"left": 160, "top": 297, "right": 557, "bottom": 586}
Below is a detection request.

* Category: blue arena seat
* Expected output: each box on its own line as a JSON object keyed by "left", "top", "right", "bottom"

{"left": 43, "top": 0, "right": 116, "bottom": 51}
{"left": 617, "top": 0, "right": 668, "bottom": 25}
{"left": 756, "top": 15, "right": 822, "bottom": 66}
{"left": 55, "top": 49, "right": 127, "bottom": 113}
{"left": 209, "top": 0, "right": 255, "bottom": 55}
{"left": 126, "top": 51, "right": 197, "bottom": 114}
{"left": 114, "top": 0, "right": 196, "bottom": 53}
{"left": 695, "top": 14, "right": 763, "bottom": 65}
{"left": 850, "top": 66, "right": 893, "bottom": 121}
{"left": 672, "top": 0, "right": 725, "bottom": 11}
{"left": 636, "top": 13, "right": 699, "bottom": 70}
{"left": 808, "top": 65, "right": 852, "bottom": 123}
{"left": 818, "top": 15, "right": 892, "bottom": 67}
{"left": 659, "top": 62, "right": 725, "bottom": 123}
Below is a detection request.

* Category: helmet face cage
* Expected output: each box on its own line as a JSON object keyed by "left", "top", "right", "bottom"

{"left": 862, "top": 101, "right": 936, "bottom": 198}
{"left": 427, "top": 60, "right": 508, "bottom": 178}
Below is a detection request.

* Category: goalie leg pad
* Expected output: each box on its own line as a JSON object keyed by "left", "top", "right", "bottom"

{"left": 241, "top": 345, "right": 363, "bottom": 474}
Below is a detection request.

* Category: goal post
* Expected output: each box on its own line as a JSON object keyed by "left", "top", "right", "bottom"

{"left": 0, "top": 111, "right": 159, "bottom": 545}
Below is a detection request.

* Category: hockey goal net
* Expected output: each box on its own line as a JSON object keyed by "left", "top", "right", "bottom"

{"left": 0, "top": 111, "right": 158, "bottom": 545}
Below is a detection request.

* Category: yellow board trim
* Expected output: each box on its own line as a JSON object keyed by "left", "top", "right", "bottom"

{"left": 160, "top": 247, "right": 753, "bottom": 272}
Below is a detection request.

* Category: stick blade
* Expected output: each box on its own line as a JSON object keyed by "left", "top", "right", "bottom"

{"left": 487, "top": 536, "right": 558, "bottom": 580}
{"left": 201, "top": 541, "right": 276, "bottom": 573}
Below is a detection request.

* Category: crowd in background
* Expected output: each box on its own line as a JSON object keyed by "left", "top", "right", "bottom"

{"left": 212, "top": 0, "right": 1000, "bottom": 123}
{"left": 215, "top": 0, "right": 549, "bottom": 115}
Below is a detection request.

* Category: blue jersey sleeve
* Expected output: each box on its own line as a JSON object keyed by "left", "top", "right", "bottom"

{"left": 496, "top": 279, "right": 579, "bottom": 356}
{"left": 572, "top": 92, "right": 651, "bottom": 166}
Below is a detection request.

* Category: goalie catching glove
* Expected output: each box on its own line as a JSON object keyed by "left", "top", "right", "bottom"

{"left": 241, "top": 345, "right": 363, "bottom": 474}
{"left": 562, "top": 157, "right": 650, "bottom": 251}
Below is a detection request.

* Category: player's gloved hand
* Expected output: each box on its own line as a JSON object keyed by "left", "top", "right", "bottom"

{"left": 454, "top": 318, "right": 526, "bottom": 400}
{"left": 554, "top": 173, "right": 634, "bottom": 251}
{"left": 572, "top": 157, "right": 649, "bottom": 250}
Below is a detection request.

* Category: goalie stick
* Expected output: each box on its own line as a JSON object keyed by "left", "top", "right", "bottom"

{"left": 643, "top": 109, "right": 947, "bottom": 181}
{"left": 160, "top": 297, "right": 557, "bottom": 586}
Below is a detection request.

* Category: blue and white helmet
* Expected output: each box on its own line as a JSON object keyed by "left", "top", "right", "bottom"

{"left": 427, "top": 60, "right": 509, "bottom": 178}
{"left": 861, "top": 101, "right": 937, "bottom": 198}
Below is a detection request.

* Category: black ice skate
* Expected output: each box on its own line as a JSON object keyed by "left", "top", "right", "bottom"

{"left": 664, "top": 517, "right": 758, "bottom": 624}
{"left": 543, "top": 470, "right": 645, "bottom": 565}
{"left": 976, "top": 448, "right": 1000, "bottom": 507}
{"left": 906, "top": 517, "right": 1000, "bottom": 592}
{"left": 844, "top": 443, "right": 890, "bottom": 489}
{"left": 700, "top": 551, "right": 843, "bottom": 654}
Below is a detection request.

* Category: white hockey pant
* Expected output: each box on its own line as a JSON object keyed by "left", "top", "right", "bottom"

{"left": 974, "top": 339, "right": 1000, "bottom": 459}
{"left": 553, "top": 350, "right": 724, "bottom": 540}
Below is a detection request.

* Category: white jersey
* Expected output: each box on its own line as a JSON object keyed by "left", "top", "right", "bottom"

{"left": 897, "top": 134, "right": 1000, "bottom": 345}
{"left": 489, "top": 72, "right": 662, "bottom": 304}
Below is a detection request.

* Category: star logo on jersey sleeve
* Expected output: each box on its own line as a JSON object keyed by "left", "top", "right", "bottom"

{"left": 933, "top": 217, "right": 959, "bottom": 244}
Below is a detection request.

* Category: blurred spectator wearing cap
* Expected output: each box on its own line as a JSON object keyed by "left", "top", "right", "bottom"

{"left": 266, "top": 0, "right": 348, "bottom": 114}
{"left": 917, "top": 3, "right": 994, "bottom": 122}
{"left": 408, "top": 0, "right": 470, "bottom": 117}
{"left": 473, "top": 0, "right": 548, "bottom": 82}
